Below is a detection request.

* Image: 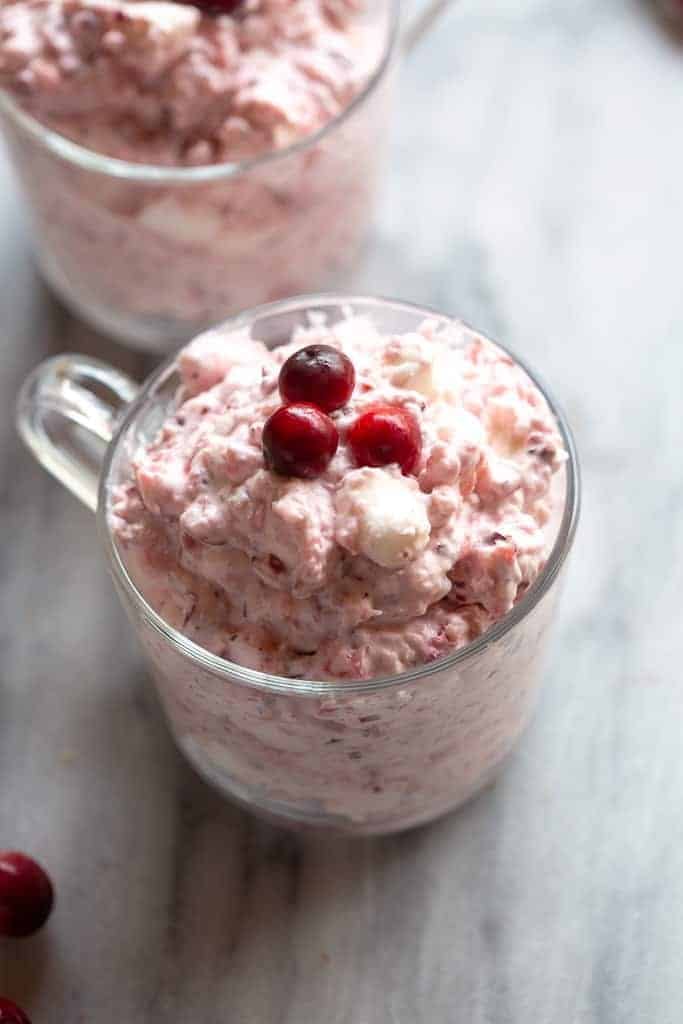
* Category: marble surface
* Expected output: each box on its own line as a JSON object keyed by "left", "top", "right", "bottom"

{"left": 2, "top": 1, "right": 683, "bottom": 1020}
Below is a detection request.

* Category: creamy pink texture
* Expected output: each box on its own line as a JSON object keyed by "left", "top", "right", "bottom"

{"left": 110, "top": 315, "right": 566, "bottom": 681}
{"left": 0, "top": 0, "right": 389, "bottom": 348}
{"left": 0, "top": 0, "right": 376, "bottom": 164}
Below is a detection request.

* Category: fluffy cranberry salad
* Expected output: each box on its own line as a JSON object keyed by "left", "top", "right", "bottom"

{"left": 109, "top": 313, "right": 566, "bottom": 681}
{"left": 0, "top": 0, "right": 379, "bottom": 165}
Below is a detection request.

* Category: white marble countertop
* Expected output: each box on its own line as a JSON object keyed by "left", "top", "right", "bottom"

{"left": 2, "top": 1, "right": 683, "bottom": 1020}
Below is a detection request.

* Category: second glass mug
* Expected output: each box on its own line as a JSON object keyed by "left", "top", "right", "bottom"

{"left": 0, "top": 1, "right": 450, "bottom": 353}
{"left": 17, "top": 295, "right": 580, "bottom": 836}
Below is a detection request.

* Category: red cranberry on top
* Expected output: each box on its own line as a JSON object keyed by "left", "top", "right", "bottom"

{"left": 279, "top": 344, "right": 356, "bottom": 413}
{"left": 184, "top": 0, "right": 243, "bottom": 14}
{"left": 263, "top": 403, "right": 339, "bottom": 479}
{"left": 348, "top": 404, "right": 422, "bottom": 475}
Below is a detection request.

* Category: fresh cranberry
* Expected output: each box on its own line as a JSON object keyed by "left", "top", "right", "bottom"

{"left": 181, "top": 0, "right": 243, "bottom": 14}
{"left": 0, "top": 852, "right": 54, "bottom": 939}
{"left": 279, "top": 344, "right": 355, "bottom": 413}
{"left": 0, "top": 999, "right": 31, "bottom": 1024}
{"left": 263, "top": 404, "right": 339, "bottom": 479}
{"left": 348, "top": 404, "right": 422, "bottom": 475}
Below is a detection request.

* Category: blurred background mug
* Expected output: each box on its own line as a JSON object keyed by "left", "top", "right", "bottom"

{"left": 0, "top": 2, "right": 452, "bottom": 353}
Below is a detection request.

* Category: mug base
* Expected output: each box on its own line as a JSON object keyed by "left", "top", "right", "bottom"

{"left": 177, "top": 734, "right": 510, "bottom": 838}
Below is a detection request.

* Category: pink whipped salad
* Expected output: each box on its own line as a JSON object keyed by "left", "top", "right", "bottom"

{"left": 0, "top": 0, "right": 377, "bottom": 164}
{"left": 109, "top": 315, "right": 566, "bottom": 682}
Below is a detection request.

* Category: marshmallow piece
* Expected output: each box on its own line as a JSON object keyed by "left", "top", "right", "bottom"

{"left": 139, "top": 196, "right": 222, "bottom": 244}
{"left": 337, "top": 469, "right": 431, "bottom": 570}
{"left": 486, "top": 395, "right": 531, "bottom": 456}
{"left": 383, "top": 333, "right": 465, "bottom": 401}
{"left": 79, "top": 0, "right": 199, "bottom": 36}
{"left": 359, "top": 477, "right": 431, "bottom": 569}
{"left": 432, "top": 404, "right": 485, "bottom": 447}
{"left": 88, "top": 0, "right": 199, "bottom": 76}
{"left": 383, "top": 333, "right": 435, "bottom": 395}
{"left": 127, "top": 1, "right": 199, "bottom": 33}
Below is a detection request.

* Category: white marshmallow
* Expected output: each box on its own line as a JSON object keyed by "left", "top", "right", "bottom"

{"left": 337, "top": 469, "right": 431, "bottom": 570}
{"left": 432, "top": 404, "right": 485, "bottom": 447}
{"left": 139, "top": 197, "right": 222, "bottom": 244}
{"left": 129, "top": 1, "right": 199, "bottom": 33}
{"left": 383, "top": 333, "right": 465, "bottom": 401}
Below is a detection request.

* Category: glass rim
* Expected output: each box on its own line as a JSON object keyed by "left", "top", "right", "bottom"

{"left": 97, "top": 293, "right": 581, "bottom": 698}
{"left": 0, "top": 1, "right": 399, "bottom": 184}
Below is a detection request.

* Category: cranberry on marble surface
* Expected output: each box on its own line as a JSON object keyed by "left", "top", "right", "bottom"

{"left": 348, "top": 404, "right": 422, "bottom": 475}
{"left": 263, "top": 403, "right": 339, "bottom": 479}
{"left": 0, "top": 852, "right": 54, "bottom": 939}
{"left": 279, "top": 344, "right": 355, "bottom": 413}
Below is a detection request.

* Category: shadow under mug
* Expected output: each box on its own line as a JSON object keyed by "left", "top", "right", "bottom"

{"left": 16, "top": 294, "right": 581, "bottom": 836}
{"left": 0, "top": 1, "right": 453, "bottom": 354}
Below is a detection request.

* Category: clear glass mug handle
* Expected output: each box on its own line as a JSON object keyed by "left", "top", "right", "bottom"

{"left": 16, "top": 354, "right": 139, "bottom": 513}
{"left": 403, "top": 0, "right": 455, "bottom": 53}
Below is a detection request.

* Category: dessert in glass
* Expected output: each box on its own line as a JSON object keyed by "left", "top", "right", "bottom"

{"left": 0, "top": 0, "right": 441, "bottom": 351}
{"left": 17, "top": 295, "right": 580, "bottom": 835}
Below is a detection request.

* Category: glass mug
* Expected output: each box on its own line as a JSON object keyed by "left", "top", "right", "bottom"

{"left": 0, "top": 1, "right": 450, "bottom": 353}
{"left": 17, "top": 295, "right": 580, "bottom": 836}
